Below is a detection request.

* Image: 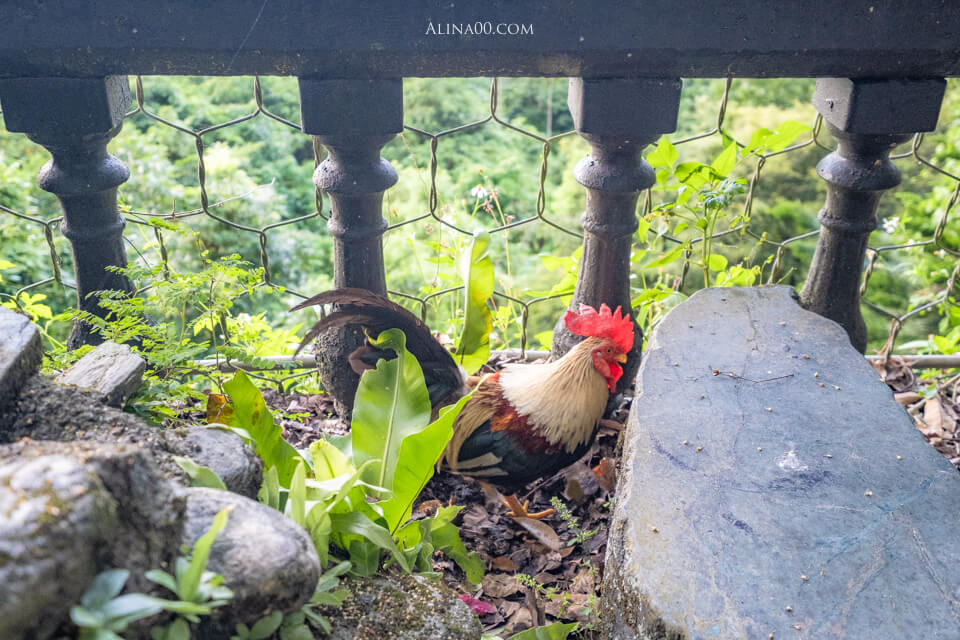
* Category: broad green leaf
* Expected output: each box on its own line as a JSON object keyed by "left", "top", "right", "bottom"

{"left": 743, "top": 127, "right": 773, "bottom": 155}
{"left": 81, "top": 569, "right": 130, "bottom": 608}
{"left": 330, "top": 511, "right": 411, "bottom": 573}
{"left": 305, "top": 505, "right": 332, "bottom": 566}
{"left": 379, "top": 393, "right": 472, "bottom": 533}
{"left": 348, "top": 539, "right": 381, "bottom": 576}
{"left": 174, "top": 456, "right": 227, "bottom": 491}
{"left": 645, "top": 245, "right": 685, "bottom": 269}
{"left": 144, "top": 569, "right": 178, "bottom": 594}
{"left": 70, "top": 606, "right": 104, "bottom": 629}
{"left": 646, "top": 137, "right": 678, "bottom": 168}
{"left": 99, "top": 594, "right": 166, "bottom": 628}
{"left": 279, "top": 623, "right": 315, "bottom": 640}
{"left": 222, "top": 370, "right": 305, "bottom": 486}
{"left": 309, "top": 439, "right": 355, "bottom": 482}
{"left": 763, "top": 120, "right": 811, "bottom": 152}
{"left": 154, "top": 617, "right": 190, "bottom": 640}
{"left": 313, "top": 560, "right": 351, "bottom": 597}
{"left": 507, "top": 622, "right": 579, "bottom": 639}
{"left": 248, "top": 611, "right": 284, "bottom": 639}
{"left": 181, "top": 506, "right": 232, "bottom": 602}
{"left": 711, "top": 143, "right": 737, "bottom": 178}
{"left": 675, "top": 161, "right": 719, "bottom": 188}
{"left": 310, "top": 459, "right": 380, "bottom": 515}
{"left": 286, "top": 461, "right": 307, "bottom": 526}
{"left": 257, "top": 466, "right": 281, "bottom": 511}
{"left": 636, "top": 217, "right": 651, "bottom": 241}
{"left": 456, "top": 231, "right": 495, "bottom": 374}
{"left": 426, "top": 506, "right": 484, "bottom": 583}
{"left": 707, "top": 254, "right": 728, "bottom": 272}
{"left": 539, "top": 254, "right": 571, "bottom": 271}
{"left": 351, "top": 329, "right": 432, "bottom": 495}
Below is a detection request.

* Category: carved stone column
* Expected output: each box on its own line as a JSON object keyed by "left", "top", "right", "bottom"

{"left": 298, "top": 78, "right": 402, "bottom": 417}
{"left": 0, "top": 76, "right": 134, "bottom": 348}
{"left": 800, "top": 78, "right": 945, "bottom": 353}
{"left": 553, "top": 78, "right": 682, "bottom": 393}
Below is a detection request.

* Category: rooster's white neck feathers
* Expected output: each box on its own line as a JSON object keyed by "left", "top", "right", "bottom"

{"left": 498, "top": 337, "right": 610, "bottom": 453}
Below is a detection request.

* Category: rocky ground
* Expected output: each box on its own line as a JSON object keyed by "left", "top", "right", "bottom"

{"left": 236, "top": 353, "right": 960, "bottom": 638}
{"left": 260, "top": 385, "right": 625, "bottom": 637}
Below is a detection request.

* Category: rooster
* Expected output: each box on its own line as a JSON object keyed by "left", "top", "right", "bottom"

{"left": 292, "top": 288, "right": 634, "bottom": 519}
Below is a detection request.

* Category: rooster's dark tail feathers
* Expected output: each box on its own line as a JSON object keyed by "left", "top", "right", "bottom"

{"left": 291, "top": 288, "right": 467, "bottom": 408}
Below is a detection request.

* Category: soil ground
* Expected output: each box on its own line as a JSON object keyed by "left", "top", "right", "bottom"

{"left": 239, "top": 355, "right": 959, "bottom": 637}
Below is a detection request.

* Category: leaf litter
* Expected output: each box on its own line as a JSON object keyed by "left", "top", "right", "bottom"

{"left": 169, "top": 352, "right": 960, "bottom": 637}
{"left": 249, "top": 369, "right": 628, "bottom": 637}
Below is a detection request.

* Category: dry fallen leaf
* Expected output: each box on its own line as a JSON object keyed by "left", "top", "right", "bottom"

{"left": 562, "top": 461, "right": 599, "bottom": 502}
{"left": 895, "top": 391, "right": 921, "bottom": 406}
{"left": 505, "top": 604, "right": 534, "bottom": 632}
{"left": 492, "top": 555, "right": 519, "bottom": 572}
{"left": 461, "top": 505, "right": 491, "bottom": 530}
{"left": 598, "top": 418, "right": 624, "bottom": 432}
{"left": 593, "top": 457, "right": 617, "bottom": 493}
{"left": 922, "top": 397, "right": 949, "bottom": 437}
{"left": 563, "top": 476, "right": 585, "bottom": 503}
{"left": 514, "top": 516, "right": 563, "bottom": 551}
{"left": 544, "top": 592, "right": 594, "bottom": 622}
{"left": 205, "top": 393, "right": 234, "bottom": 424}
{"left": 482, "top": 573, "right": 521, "bottom": 598}
{"left": 413, "top": 499, "right": 443, "bottom": 519}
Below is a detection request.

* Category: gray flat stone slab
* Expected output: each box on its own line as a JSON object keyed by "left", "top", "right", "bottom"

{"left": 0, "top": 307, "right": 41, "bottom": 414}
{"left": 56, "top": 340, "right": 145, "bottom": 407}
{"left": 601, "top": 286, "right": 960, "bottom": 640}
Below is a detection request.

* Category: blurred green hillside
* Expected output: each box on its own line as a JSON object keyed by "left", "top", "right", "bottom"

{"left": 2, "top": 76, "right": 959, "bottom": 360}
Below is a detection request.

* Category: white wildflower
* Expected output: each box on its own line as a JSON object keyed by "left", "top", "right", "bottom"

{"left": 881, "top": 216, "right": 899, "bottom": 234}
{"left": 470, "top": 184, "right": 489, "bottom": 199}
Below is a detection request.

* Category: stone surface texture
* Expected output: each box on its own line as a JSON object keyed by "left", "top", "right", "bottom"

{"left": 1, "top": 377, "right": 262, "bottom": 496}
{"left": 0, "top": 307, "right": 41, "bottom": 414}
{"left": 0, "top": 455, "right": 118, "bottom": 640}
{"left": 0, "top": 440, "right": 187, "bottom": 595}
{"left": 601, "top": 286, "right": 960, "bottom": 640}
{"left": 317, "top": 573, "right": 482, "bottom": 640}
{"left": 177, "top": 427, "right": 263, "bottom": 498}
{"left": 182, "top": 488, "right": 321, "bottom": 632}
{"left": 55, "top": 340, "right": 145, "bottom": 407}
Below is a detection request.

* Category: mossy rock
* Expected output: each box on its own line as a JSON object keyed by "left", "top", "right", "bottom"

{"left": 317, "top": 573, "right": 481, "bottom": 640}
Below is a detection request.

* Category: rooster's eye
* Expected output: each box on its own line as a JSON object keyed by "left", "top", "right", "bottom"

{"left": 605, "top": 347, "right": 611, "bottom": 353}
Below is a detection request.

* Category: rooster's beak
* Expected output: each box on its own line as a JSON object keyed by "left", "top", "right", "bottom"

{"left": 616, "top": 352, "right": 627, "bottom": 363}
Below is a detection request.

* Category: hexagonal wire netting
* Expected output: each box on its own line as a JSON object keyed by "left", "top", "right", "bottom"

{"left": 1, "top": 76, "right": 959, "bottom": 392}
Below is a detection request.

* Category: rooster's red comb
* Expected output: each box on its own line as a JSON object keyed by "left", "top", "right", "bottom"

{"left": 563, "top": 303, "right": 634, "bottom": 352}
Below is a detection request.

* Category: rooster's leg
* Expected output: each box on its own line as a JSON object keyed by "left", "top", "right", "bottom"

{"left": 502, "top": 494, "right": 554, "bottom": 520}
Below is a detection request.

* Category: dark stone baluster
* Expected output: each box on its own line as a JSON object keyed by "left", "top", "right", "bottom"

{"left": 800, "top": 78, "right": 945, "bottom": 353}
{"left": 298, "top": 78, "right": 402, "bottom": 417}
{"left": 0, "top": 76, "right": 134, "bottom": 348}
{"left": 553, "top": 78, "right": 682, "bottom": 393}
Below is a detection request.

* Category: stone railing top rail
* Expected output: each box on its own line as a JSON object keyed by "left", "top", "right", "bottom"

{"left": 2, "top": 1, "right": 960, "bottom": 78}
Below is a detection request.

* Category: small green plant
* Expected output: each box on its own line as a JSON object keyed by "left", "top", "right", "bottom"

{"left": 70, "top": 507, "right": 233, "bottom": 640}
{"left": 210, "top": 331, "right": 483, "bottom": 580}
{"left": 482, "top": 620, "right": 580, "bottom": 640}
{"left": 38, "top": 245, "right": 299, "bottom": 422}
{"left": 71, "top": 570, "right": 172, "bottom": 640}
{"left": 230, "top": 611, "right": 283, "bottom": 640}
{"left": 548, "top": 497, "right": 598, "bottom": 548}
{"left": 275, "top": 561, "right": 351, "bottom": 638}
{"left": 515, "top": 573, "right": 595, "bottom": 637}
{"left": 629, "top": 122, "right": 810, "bottom": 343}
{"left": 146, "top": 506, "right": 235, "bottom": 639}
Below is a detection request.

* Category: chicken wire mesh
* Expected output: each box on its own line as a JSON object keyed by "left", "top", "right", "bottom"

{"left": 1, "top": 76, "right": 959, "bottom": 388}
